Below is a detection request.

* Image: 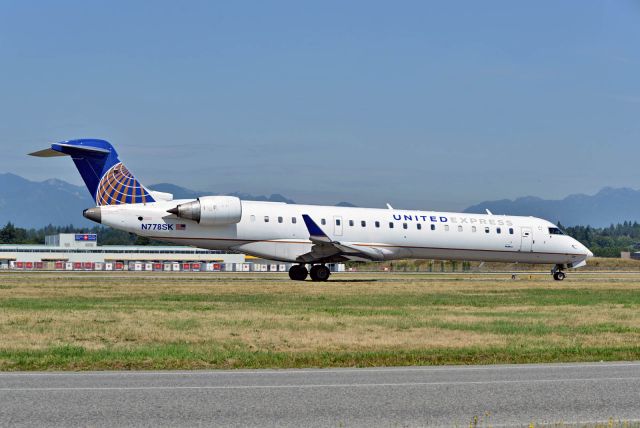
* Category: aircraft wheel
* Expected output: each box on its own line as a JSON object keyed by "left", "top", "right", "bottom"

{"left": 310, "top": 265, "right": 330, "bottom": 282}
{"left": 288, "top": 265, "right": 308, "bottom": 281}
{"left": 553, "top": 271, "right": 565, "bottom": 281}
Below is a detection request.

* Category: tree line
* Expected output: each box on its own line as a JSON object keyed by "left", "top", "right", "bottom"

{"left": 0, "top": 223, "right": 157, "bottom": 246}
{"left": 1, "top": 221, "right": 640, "bottom": 257}
{"left": 560, "top": 221, "right": 640, "bottom": 257}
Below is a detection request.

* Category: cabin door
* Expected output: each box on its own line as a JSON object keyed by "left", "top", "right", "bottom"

{"left": 334, "top": 216, "right": 343, "bottom": 236}
{"left": 520, "top": 227, "right": 533, "bottom": 252}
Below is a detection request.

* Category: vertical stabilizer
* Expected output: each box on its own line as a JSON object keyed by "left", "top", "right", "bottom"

{"left": 29, "top": 139, "right": 155, "bottom": 205}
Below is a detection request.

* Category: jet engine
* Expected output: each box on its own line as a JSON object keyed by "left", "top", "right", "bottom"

{"left": 167, "top": 196, "right": 242, "bottom": 226}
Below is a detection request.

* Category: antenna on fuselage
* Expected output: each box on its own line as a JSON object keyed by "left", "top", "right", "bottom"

{"left": 386, "top": 203, "right": 393, "bottom": 210}
{"left": 485, "top": 209, "right": 493, "bottom": 215}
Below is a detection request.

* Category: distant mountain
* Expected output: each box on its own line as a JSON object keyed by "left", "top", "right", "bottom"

{"left": 0, "top": 174, "right": 298, "bottom": 228}
{"left": 147, "top": 183, "right": 200, "bottom": 199}
{"left": 228, "top": 192, "right": 294, "bottom": 204}
{"left": 149, "top": 183, "right": 295, "bottom": 204}
{"left": 0, "top": 173, "right": 94, "bottom": 228}
{"left": 336, "top": 201, "right": 357, "bottom": 207}
{"left": 7, "top": 172, "right": 636, "bottom": 228}
{"left": 465, "top": 187, "right": 640, "bottom": 227}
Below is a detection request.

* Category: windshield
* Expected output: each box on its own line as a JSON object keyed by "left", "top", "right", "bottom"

{"left": 548, "top": 227, "right": 564, "bottom": 235}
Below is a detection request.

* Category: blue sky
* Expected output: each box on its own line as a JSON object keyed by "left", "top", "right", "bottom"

{"left": 1, "top": 0, "right": 639, "bottom": 210}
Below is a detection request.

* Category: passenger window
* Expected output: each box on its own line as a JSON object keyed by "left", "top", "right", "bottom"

{"left": 349, "top": 220, "right": 354, "bottom": 227}
{"left": 278, "top": 216, "right": 283, "bottom": 223}
{"left": 361, "top": 220, "right": 366, "bottom": 227}
{"left": 403, "top": 223, "right": 408, "bottom": 229}
{"left": 417, "top": 224, "right": 422, "bottom": 230}
{"left": 389, "top": 222, "right": 394, "bottom": 229}
{"left": 496, "top": 227, "right": 501, "bottom": 234}
{"left": 458, "top": 225, "right": 463, "bottom": 232}
{"left": 264, "top": 216, "right": 269, "bottom": 223}
{"left": 291, "top": 217, "right": 297, "bottom": 224}
{"left": 509, "top": 228, "right": 514, "bottom": 234}
{"left": 431, "top": 224, "right": 435, "bottom": 231}
{"left": 321, "top": 218, "right": 326, "bottom": 225}
{"left": 444, "top": 225, "right": 450, "bottom": 231}
{"left": 485, "top": 227, "right": 490, "bottom": 233}
{"left": 472, "top": 226, "right": 476, "bottom": 232}
{"left": 336, "top": 219, "right": 341, "bottom": 226}
{"left": 250, "top": 215, "right": 256, "bottom": 222}
{"left": 375, "top": 221, "right": 380, "bottom": 228}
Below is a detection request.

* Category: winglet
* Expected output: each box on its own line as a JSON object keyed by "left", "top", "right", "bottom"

{"left": 302, "top": 214, "right": 331, "bottom": 242}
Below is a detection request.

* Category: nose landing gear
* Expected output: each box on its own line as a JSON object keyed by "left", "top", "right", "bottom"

{"left": 288, "top": 264, "right": 331, "bottom": 281}
{"left": 552, "top": 265, "right": 566, "bottom": 281}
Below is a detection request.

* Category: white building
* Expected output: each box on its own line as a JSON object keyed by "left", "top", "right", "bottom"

{"left": 0, "top": 233, "right": 248, "bottom": 271}
{"left": 0, "top": 233, "right": 346, "bottom": 273}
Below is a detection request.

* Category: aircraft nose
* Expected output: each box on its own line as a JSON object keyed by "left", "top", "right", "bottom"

{"left": 572, "top": 239, "right": 593, "bottom": 258}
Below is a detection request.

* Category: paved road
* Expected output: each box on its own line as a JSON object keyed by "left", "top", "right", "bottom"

{"left": 1, "top": 362, "right": 639, "bottom": 427}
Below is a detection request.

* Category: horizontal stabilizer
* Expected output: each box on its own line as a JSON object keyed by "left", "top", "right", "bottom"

{"left": 28, "top": 148, "right": 66, "bottom": 157}
{"left": 29, "top": 143, "right": 111, "bottom": 158}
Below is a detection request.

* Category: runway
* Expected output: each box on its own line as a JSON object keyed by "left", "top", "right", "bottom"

{"left": 1, "top": 362, "right": 639, "bottom": 427}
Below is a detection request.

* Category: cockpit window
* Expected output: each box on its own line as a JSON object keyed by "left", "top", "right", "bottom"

{"left": 548, "top": 227, "right": 564, "bottom": 235}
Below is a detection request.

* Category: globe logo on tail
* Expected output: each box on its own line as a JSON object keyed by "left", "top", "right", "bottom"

{"left": 96, "top": 162, "right": 154, "bottom": 205}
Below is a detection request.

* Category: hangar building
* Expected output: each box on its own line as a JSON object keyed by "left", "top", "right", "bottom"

{"left": 0, "top": 233, "right": 251, "bottom": 271}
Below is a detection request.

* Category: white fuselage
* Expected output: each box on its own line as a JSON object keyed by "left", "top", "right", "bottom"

{"left": 95, "top": 199, "right": 592, "bottom": 267}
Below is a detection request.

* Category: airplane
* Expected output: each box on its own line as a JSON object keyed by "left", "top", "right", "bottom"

{"left": 30, "top": 139, "right": 593, "bottom": 282}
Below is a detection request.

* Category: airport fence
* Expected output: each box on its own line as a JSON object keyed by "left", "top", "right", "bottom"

{"left": 2, "top": 261, "right": 347, "bottom": 273}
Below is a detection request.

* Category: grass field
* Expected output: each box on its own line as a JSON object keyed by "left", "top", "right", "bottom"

{"left": 1, "top": 271, "right": 640, "bottom": 371}
{"left": 358, "top": 256, "right": 640, "bottom": 272}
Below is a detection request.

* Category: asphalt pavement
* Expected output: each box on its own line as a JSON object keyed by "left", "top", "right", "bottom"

{"left": 1, "top": 362, "right": 639, "bottom": 427}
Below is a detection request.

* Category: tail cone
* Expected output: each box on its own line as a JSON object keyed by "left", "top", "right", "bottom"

{"left": 83, "top": 207, "right": 102, "bottom": 224}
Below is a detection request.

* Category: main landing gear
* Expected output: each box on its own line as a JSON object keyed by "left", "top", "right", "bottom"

{"left": 310, "top": 265, "right": 331, "bottom": 282}
{"left": 288, "top": 264, "right": 308, "bottom": 281}
{"left": 288, "top": 264, "right": 330, "bottom": 282}
{"left": 552, "top": 265, "right": 566, "bottom": 281}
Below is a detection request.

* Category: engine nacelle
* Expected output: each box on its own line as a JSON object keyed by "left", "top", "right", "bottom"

{"left": 168, "top": 196, "right": 242, "bottom": 226}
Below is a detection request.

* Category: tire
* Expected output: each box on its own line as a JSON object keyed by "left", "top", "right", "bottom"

{"left": 553, "top": 271, "right": 565, "bottom": 281}
{"left": 310, "top": 265, "right": 330, "bottom": 282}
{"left": 288, "top": 265, "right": 308, "bottom": 281}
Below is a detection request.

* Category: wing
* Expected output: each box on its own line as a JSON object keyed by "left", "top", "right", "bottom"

{"left": 298, "top": 215, "right": 386, "bottom": 263}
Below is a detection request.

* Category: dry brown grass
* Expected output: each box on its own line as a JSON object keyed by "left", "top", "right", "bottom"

{"left": 364, "top": 256, "right": 640, "bottom": 272}
{"left": 1, "top": 271, "right": 640, "bottom": 370}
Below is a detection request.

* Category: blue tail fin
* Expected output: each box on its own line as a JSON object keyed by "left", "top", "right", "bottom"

{"left": 29, "top": 139, "right": 155, "bottom": 206}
